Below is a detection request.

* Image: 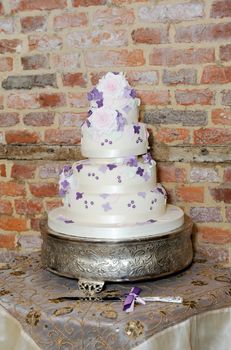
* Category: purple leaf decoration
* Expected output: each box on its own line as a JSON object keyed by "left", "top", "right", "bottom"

{"left": 130, "top": 89, "right": 136, "bottom": 98}
{"left": 76, "top": 164, "right": 83, "bottom": 172}
{"left": 138, "top": 192, "right": 146, "bottom": 198}
{"left": 102, "top": 202, "right": 112, "bottom": 212}
{"left": 61, "top": 180, "right": 69, "bottom": 189}
{"left": 59, "top": 188, "right": 66, "bottom": 197}
{"left": 88, "top": 109, "right": 92, "bottom": 117}
{"left": 126, "top": 156, "right": 138, "bottom": 167}
{"left": 143, "top": 172, "right": 151, "bottom": 182}
{"left": 113, "top": 72, "right": 119, "bottom": 75}
{"left": 133, "top": 125, "right": 140, "bottom": 134}
{"left": 147, "top": 219, "right": 156, "bottom": 223}
{"left": 87, "top": 87, "right": 103, "bottom": 101}
{"left": 85, "top": 119, "right": 91, "bottom": 128}
{"left": 157, "top": 187, "right": 164, "bottom": 195}
{"left": 136, "top": 167, "right": 144, "bottom": 176}
{"left": 76, "top": 192, "right": 84, "bottom": 200}
{"left": 107, "top": 163, "right": 117, "bottom": 171}
{"left": 123, "top": 105, "right": 131, "bottom": 114}
{"left": 116, "top": 111, "right": 126, "bottom": 131}
{"left": 64, "top": 219, "right": 74, "bottom": 224}
{"left": 96, "top": 99, "right": 103, "bottom": 108}
{"left": 143, "top": 153, "right": 153, "bottom": 165}
{"left": 63, "top": 165, "right": 72, "bottom": 173}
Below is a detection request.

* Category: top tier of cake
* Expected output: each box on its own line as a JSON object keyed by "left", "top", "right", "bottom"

{"left": 81, "top": 72, "right": 148, "bottom": 158}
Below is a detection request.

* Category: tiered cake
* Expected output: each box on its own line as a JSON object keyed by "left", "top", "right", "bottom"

{"left": 48, "top": 72, "right": 184, "bottom": 239}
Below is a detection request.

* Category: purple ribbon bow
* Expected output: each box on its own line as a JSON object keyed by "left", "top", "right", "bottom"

{"left": 123, "top": 287, "right": 145, "bottom": 313}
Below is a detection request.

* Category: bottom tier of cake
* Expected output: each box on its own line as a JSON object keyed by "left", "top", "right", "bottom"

{"left": 48, "top": 204, "right": 184, "bottom": 239}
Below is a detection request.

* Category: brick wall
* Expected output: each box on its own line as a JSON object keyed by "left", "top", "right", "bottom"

{"left": 0, "top": 0, "right": 230, "bottom": 262}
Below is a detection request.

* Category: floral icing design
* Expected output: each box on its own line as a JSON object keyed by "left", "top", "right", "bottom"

{"left": 107, "top": 164, "right": 117, "bottom": 171}
{"left": 143, "top": 153, "right": 154, "bottom": 165}
{"left": 76, "top": 164, "right": 83, "bottom": 172}
{"left": 116, "top": 111, "right": 127, "bottom": 131}
{"left": 88, "top": 107, "right": 117, "bottom": 132}
{"left": 59, "top": 165, "right": 73, "bottom": 197}
{"left": 136, "top": 167, "right": 144, "bottom": 177}
{"left": 133, "top": 125, "right": 140, "bottom": 134}
{"left": 125, "top": 156, "right": 138, "bottom": 167}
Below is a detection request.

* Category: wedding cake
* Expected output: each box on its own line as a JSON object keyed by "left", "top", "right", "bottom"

{"left": 48, "top": 72, "right": 184, "bottom": 239}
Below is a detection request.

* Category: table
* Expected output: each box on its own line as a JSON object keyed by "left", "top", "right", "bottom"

{"left": 0, "top": 250, "right": 231, "bottom": 350}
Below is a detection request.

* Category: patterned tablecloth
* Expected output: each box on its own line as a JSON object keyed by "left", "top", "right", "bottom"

{"left": 0, "top": 250, "right": 231, "bottom": 350}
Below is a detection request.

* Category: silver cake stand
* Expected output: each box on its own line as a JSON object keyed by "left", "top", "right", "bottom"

{"left": 41, "top": 216, "right": 193, "bottom": 293}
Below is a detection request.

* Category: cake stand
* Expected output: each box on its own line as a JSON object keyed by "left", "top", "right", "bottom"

{"left": 41, "top": 216, "right": 193, "bottom": 293}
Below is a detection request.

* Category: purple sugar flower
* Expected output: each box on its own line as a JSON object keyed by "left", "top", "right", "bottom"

{"left": 59, "top": 188, "right": 66, "bottom": 197}
{"left": 102, "top": 202, "right": 112, "bottom": 212}
{"left": 143, "top": 153, "right": 153, "bottom": 165}
{"left": 76, "top": 164, "right": 83, "bottom": 172}
{"left": 123, "top": 105, "right": 131, "bottom": 114}
{"left": 76, "top": 192, "right": 83, "bottom": 200}
{"left": 64, "top": 219, "right": 74, "bottom": 224}
{"left": 61, "top": 180, "right": 69, "bottom": 189}
{"left": 88, "top": 110, "right": 92, "bottom": 117}
{"left": 143, "top": 172, "right": 151, "bottom": 182}
{"left": 85, "top": 119, "right": 91, "bottom": 128}
{"left": 130, "top": 89, "right": 136, "bottom": 98}
{"left": 96, "top": 99, "right": 103, "bottom": 108}
{"left": 133, "top": 125, "right": 140, "bottom": 134}
{"left": 156, "top": 187, "right": 164, "bottom": 195}
{"left": 107, "top": 163, "right": 117, "bottom": 171}
{"left": 126, "top": 156, "right": 138, "bottom": 167}
{"left": 136, "top": 167, "right": 144, "bottom": 176}
{"left": 116, "top": 111, "right": 126, "bottom": 132}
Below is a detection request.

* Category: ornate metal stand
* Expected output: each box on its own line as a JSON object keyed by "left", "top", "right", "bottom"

{"left": 41, "top": 217, "right": 193, "bottom": 293}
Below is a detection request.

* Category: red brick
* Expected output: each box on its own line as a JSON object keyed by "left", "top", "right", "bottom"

{"left": 85, "top": 49, "right": 145, "bottom": 67}
{"left": 21, "top": 16, "right": 47, "bottom": 33}
{"left": 163, "top": 68, "right": 197, "bottom": 85}
{"left": 156, "top": 128, "right": 190, "bottom": 144}
{"left": 54, "top": 12, "right": 87, "bottom": 30}
{"left": 0, "top": 3, "right": 4, "bottom": 15}
{"left": 198, "top": 226, "right": 231, "bottom": 244}
{"left": 149, "top": 48, "right": 214, "bottom": 66}
{"left": 38, "top": 93, "right": 66, "bottom": 108}
{"left": 175, "top": 23, "right": 231, "bottom": 43}
{"left": 224, "top": 168, "right": 231, "bottom": 182}
{"left": 157, "top": 164, "right": 186, "bottom": 183}
{"left": 15, "top": 199, "right": 43, "bottom": 215}
{"left": 11, "top": 163, "right": 36, "bottom": 179}
{"left": 72, "top": 0, "right": 106, "bottom": 6}
{"left": 0, "top": 57, "right": 13, "bottom": 71}
{"left": 0, "top": 39, "right": 22, "bottom": 54}
{"left": 0, "top": 96, "right": 3, "bottom": 109}
{"left": 11, "top": 0, "right": 67, "bottom": 12}
{"left": 68, "top": 92, "right": 88, "bottom": 108}
{"left": 199, "top": 244, "right": 229, "bottom": 263}
{"left": 0, "top": 215, "right": 27, "bottom": 232}
{"left": 210, "top": 0, "right": 231, "bottom": 18}
{"left": 5, "top": 130, "right": 40, "bottom": 144}
{"left": 29, "top": 183, "right": 58, "bottom": 197}
{"left": 23, "top": 112, "right": 55, "bottom": 126}
{"left": 0, "top": 234, "right": 17, "bottom": 249}
{"left": 220, "top": 44, "right": 231, "bottom": 62}
{"left": 226, "top": 207, "right": 231, "bottom": 222}
{"left": 52, "top": 52, "right": 81, "bottom": 71}
{"left": 137, "top": 90, "right": 170, "bottom": 105}
{"left": 0, "top": 200, "right": 13, "bottom": 215}
{"left": 190, "top": 207, "right": 222, "bottom": 223}
{"left": 67, "top": 29, "right": 128, "bottom": 48}
{"left": 176, "top": 186, "right": 204, "bottom": 203}
{"left": 29, "top": 34, "right": 62, "bottom": 52}
{"left": 59, "top": 112, "right": 87, "bottom": 127}
{"left": 126, "top": 70, "right": 159, "bottom": 86}
{"left": 132, "top": 27, "right": 169, "bottom": 44}
{"left": 0, "top": 164, "right": 6, "bottom": 177}
{"left": 62, "top": 72, "right": 87, "bottom": 87}
{"left": 190, "top": 167, "right": 219, "bottom": 183}
{"left": 0, "top": 113, "right": 19, "bottom": 127}
{"left": 44, "top": 129, "right": 81, "bottom": 144}
{"left": 201, "top": 65, "right": 231, "bottom": 84}
{"left": 30, "top": 218, "right": 41, "bottom": 231}
{"left": 93, "top": 7, "right": 134, "bottom": 25}
{"left": 210, "top": 188, "right": 231, "bottom": 203}
{"left": 175, "top": 89, "right": 214, "bottom": 106}
{"left": 39, "top": 164, "right": 61, "bottom": 179}
{"left": 0, "top": 182, "right": 25, "bottom": 196}
{"left": 194, "top": 128, "right": 231, "bottom": 145}
{"left": 45, "top": 199, "right": 63, "bottom": 211}
{"left": 21, "top": 54, "right": 49, "bottom": 70}
{"left": 221, "top": 90, "right": 231, "bottom": 106}
{"left": 7, "top": 93, "right": 40, "bottom": 109}
{"left": 138, "top": 2, "right": 204, "bottom": 23}
{"left": 212, "top": 109, "right": 231, "bottom": 125}
{"left": 0, "top": 18, "right": 15, "bottom": 34}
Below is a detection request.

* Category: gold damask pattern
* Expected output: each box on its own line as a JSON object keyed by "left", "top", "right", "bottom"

{"left": 0, "top": 251, "right": 231, "bottom": 350}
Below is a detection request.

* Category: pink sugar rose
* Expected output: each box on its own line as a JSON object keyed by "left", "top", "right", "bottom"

{"left": 89, "top": 107, "right": 117, "bottom": 131}
{"left": 97, "top": 72, "right": 127, "bottom": 99}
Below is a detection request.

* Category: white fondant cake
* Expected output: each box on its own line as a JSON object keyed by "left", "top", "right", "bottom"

{"left": 48, "top": 72, "right": 184, "bottom": 239}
